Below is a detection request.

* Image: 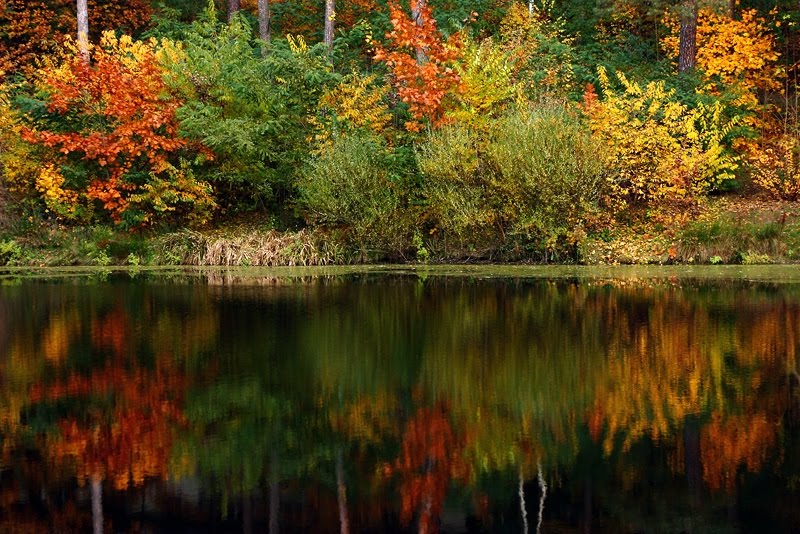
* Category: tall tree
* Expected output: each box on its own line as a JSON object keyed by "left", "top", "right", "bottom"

{"left": 324, "top": 0, "right": 335, "bottom": 48}
{"left": 258, "top": 0, "right": 270, "bottom": 42}
{"left": 76, "top": 0, "right": 89, "bottom": 62}
{"left": 677, "top": 0, "right": 697, "bottom": 72}
{"left": 228, "top": 0, "right": 241, "bottom": 22}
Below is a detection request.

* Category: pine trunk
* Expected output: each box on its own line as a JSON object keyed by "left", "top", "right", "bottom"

{"left": 324, "top": 0, "right": 335, "bottom": 49}
{"left": 411, "top": 0, "right": 427, "bottom": 64}
{"left": 258, "top": 0, "right": 270, "bottom": 42}
{"left": 228, "top": 0, "right": 241, "bottom": 22}
{"left": 677, "top": 0, "right": 697, "bottom": 72}
{"left": 76, "top": 0, "right": 89, "bottom": 62}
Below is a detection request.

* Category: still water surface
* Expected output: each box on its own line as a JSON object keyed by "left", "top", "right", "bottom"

{"left": 0, "top": 266, "right": 798, "bottom": 532}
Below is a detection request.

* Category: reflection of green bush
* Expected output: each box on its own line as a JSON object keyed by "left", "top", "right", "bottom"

{"left": 419, "top": 104, "right": 605, "bottom": 260}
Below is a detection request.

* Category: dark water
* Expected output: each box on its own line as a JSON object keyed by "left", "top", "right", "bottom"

{"left": 0, "top": 267, "right": 799, "bottom": 533}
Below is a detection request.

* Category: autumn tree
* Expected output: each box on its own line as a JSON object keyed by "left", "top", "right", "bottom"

{"left": 21, "top": 33, "right": 214, "bottom": 226}
{"left": 373, "top": 1, "right": 461, "bottom": 131}
{"left": 0, "top": 0, "right": 152, "bottom": 76}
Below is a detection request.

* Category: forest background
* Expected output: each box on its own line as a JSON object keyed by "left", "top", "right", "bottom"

{"left": 1, "top": 0, "right": 800, "bottom": 265}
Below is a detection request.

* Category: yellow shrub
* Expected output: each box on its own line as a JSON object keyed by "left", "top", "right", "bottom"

{"left": 34, "top": 164, "right": 80, "bottom": 219}
{"left": 0, "top": 85, "right": 38, "bottom": 197}
{"left": 311, "top": 72, "right": 392, "bottom": 144}
{"left": 446, "top": 37, "right": 517, "bottom": 127}
{"left": 585, "top": 67, "right": 739, "bottom": 206}
{"left": 748, "top": 135, "right": 800, "bottom": 200}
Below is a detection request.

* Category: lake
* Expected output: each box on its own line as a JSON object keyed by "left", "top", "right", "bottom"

{"left": 0, "top": 266, "right": 798, "bottom": 532}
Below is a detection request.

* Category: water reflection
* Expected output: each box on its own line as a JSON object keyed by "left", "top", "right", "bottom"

{"left": 0, "top": 274, "right": 799, "bottom": 532}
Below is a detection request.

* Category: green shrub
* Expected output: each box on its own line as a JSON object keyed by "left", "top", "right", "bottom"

{"left": 299, "top": 133, "right": 405, "bottom": 258}
{"left": 161, "top": 5, "right": 340, "bottom": 214}
{"left": 418, "top": 104, "right": 605, "bottom": 259}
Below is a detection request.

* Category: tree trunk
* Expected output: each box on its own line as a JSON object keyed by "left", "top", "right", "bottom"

{"left": 76, "top": 0, "right": 89, "bottom": 62}
{"left": 324, "top": 0, "right": 335, "bottom": 49}
{"left": 270, "top": 450, "right": 279, "bottom": 534}
{"left": 336, "top": 446, "right": 350, "bottom": 534}
{"left": 677, "top": 0, "right": 697, "bottom": 73}
{"left": 91, "top": 475, "right": 103, "bottom": 534}
{"left": 519, "top": 469, "right": 529, "bottom": 534}
{"left": 536, "top": 461, "right": 547, "bottom": 534}
{"left": 258, "top": 0, "right": 271, "bottom": 42}
{"left": 529, "top": 0, "right": 534, "bottom": 15}
{"left": 411, "top": 0, "right": 427, "bottom": 64}
{"left": 228, "top": 0, "right": 241, "bottom": 22}
{"left": 684, "top": 421, "right": 702, "bottom": 501}
{"left": 243, "top": 494, "right": 253, "bottom": 534}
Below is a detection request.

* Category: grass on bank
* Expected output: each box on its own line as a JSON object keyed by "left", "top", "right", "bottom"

{"left": 2, "top": 197, "right": 800, "bottom": 268}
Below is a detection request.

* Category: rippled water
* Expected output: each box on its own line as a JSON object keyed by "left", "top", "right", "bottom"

{"left": 0, "top": 267, "right": 798, "bottom": 532}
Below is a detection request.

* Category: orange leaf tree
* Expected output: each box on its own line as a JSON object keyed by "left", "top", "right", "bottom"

{"left": 22, "top": 33, "right": 214, "bottom": 227}
{"left": 373, "top": 1, "right": 461, "bottom": 132}
{"left": 0, "top": 0, "right": 152, "bottom": 77}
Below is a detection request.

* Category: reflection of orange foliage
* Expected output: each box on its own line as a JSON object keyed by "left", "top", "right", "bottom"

{"left": 329, "top": 392, "right": 398, "bottom": 445}
{"left": 388, "top": 403, "right": 468, "bottom": 534}
{"left": 589, "top": 293, "right": 714, "bottom": 453}
{"left": 91, "top": 308, "right": 128, "bottom": 358}
{"left": 31, "top": 361, "right": 184, "bottom": 490}
{"left": 700, "top": 413, "right": 777, "bottom": 493}
{"left": 589, "top": 292, "right": 799, "bottom": 456}
{"left": 373, "top": 2, "right": 461, "bottom": 132}
{"left": 41, "top": 310, "right": 81, "bottom": 364}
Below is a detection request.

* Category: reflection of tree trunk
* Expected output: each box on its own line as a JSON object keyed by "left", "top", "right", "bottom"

{"left": 536, "top": 461, "right": 546, "bottom": 534}
{"left": 270, "top": 450, "right": 279, "bottom": 534}
{"left": 583, "top": 476, "right": 592, "bottom": 534}
{"left": 684, "top": 420, "right": 702, "bottom": 506}
{"left": 91, "top": 475, "right": 103, "bottom": 534}
{"left": 519, "top": 469, "right": 529, "bottom": 534}
{"left": 678, "top": 0, "right": 697, "bottom": 72}
{"left": 419, "top": 495, "right": 433, "bottom": 534}
{"left": 336, "top": 446, "right": 350, "bottom": 534}
{"left": 243, "top": 494, "right": 253, "bottom": 534}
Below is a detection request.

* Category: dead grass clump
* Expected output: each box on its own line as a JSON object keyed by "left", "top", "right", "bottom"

{"left": 157, "top": 228, "right": 339, "bottom": 266}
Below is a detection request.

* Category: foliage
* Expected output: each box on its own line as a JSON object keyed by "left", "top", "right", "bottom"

{"left": 662, "top": 9, "right": 781, "bottom": 122}
{"left": 0, "top": 0, "right": 153, "bottom": 76}
{"left": 160, "top": 5, "right": 339, "bottom": 213}
{"left": 748, "top": 135, "right": 800, "bottom": 200}
{"left": 584, "top": 68, "right": 740, "bottom": 207}
{"left": 445, "top": 36, "right": 517, "bottom": 127}
{"left": 311, "top": 71, "right": 393, "bottom": 144}
{"left": 419, "top": 104, "right": 604, "bottom": 258}
{"left": 21, "top": 32, "right": 214, "bottom": 227}
{"left": 373, "top": 1, "right": 461, "bottom": 132}
{"left": 498, "top": 2, "right": 579, "bottom": 100}
{"left": 299, "top": 132, "right": 405, "bottom": 255}
{"left": 0, "top": 84, "right": 38, "bottom": 200}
